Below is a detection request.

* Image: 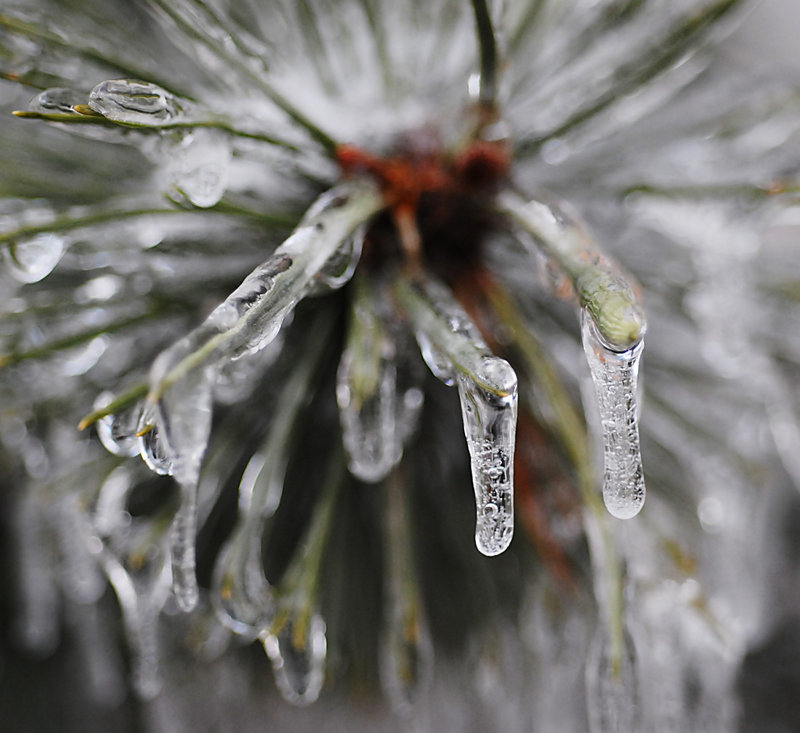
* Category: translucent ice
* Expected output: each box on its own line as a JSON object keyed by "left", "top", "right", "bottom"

{"left": 457, "top": 359, "right": 518, "bottom": 556}
{"left": 586, "top": 625, "right": 640, "bottom": 733}
{"left": 582, "top": 310, "right": 646, "bottom": 520}
{"left": 165, "top": 129, "right": 232, "bottom": 208}
{"left": 4, "top": 233, "right": 65, "bottom": 283}
{"left": 498, "top": 190, "right": 645, "bottom": 352}
{"left": 395, "top": 276, "right": 518, "bottom": 555}
{"left": 262, "top": 613, "right": 327, "bottom": 706}
{"left": 337, "top": 280, "right": 404, "bottom": 483}
{"left": 145, "top": 181, "right": 381, "bottom": 404}
{"left": 95, "top": 392, "right": 142, "bottom": 457}
{"left": 89, "top": 79, "right": 183, "bottom": 125}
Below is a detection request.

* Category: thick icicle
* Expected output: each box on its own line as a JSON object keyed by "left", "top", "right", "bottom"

{"left": 146, "top": 180, "right": 382, "bottom": 404}
{"left": 395, "top": 276, "right": 518, "bottom": 556}
{"left": 497, "top": 189, "right": 646, "bottom": 352}
{"left": 337, "top": 278, "right": 405, "bottom": 483}
{"left": 581, "top": 311, "right": 646, "bottom": 520}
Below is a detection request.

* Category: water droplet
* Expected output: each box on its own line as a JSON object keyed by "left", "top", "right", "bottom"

{"left": 28, "top": 87, "right": 84, "bottom": 114}
{"left": 456, "top": 356, "right": 518, "bottom": 556}
{"left": 263, "top": 613, "right": 327, "bottom": 706}
{"left": 581, "top": 310, "right": 646, "bottom": 520}
{"left": 166, "top": 129, "right": 231, "bottom": 208}
{"left": 4, "top": 233, "right": 65, "bottom": 283}
{"left": 95, "top": 394, "right": 143, "bottom": 458}
{"left": 137, "top": 404, "right": 174, "bottom": 476}
{"left": 89, "top": 79, "right": 182, "bottom": 125}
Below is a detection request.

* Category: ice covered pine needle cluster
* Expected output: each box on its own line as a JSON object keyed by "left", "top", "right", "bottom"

{"left": 3, "top": 0, "right": 800, "bottom": 730}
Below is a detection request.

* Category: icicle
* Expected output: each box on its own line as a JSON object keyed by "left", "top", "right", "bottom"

{"left": 88, "top": 79, "right": 184, "bottom": 125}
{"left": 101, "top": 550, "right": 170, "bottom": 699}
{"left": 380, "top": 472, "right": 433, "bottom": 713}
{"left": 395, "top": 276, "right": 518, "bottom": 556}
{"left": 145, "top": 180, "right": 382, "bottom": 405}
{"left": 583, "top": 507, "right": 641, "bottom": 733}
{"left": 214, "top": 313, "right": 333, "bottom": 634}
{"left": 4, "top": 233, "right": 66, "bottom": 283}
{"left": 337, "top": 278, "right": 405, "bottom": 483}
{"left": 95, "top": 392, "right": 142, "bottom": 457}
{"left": 54, "top": 497, "right": 105, "bottom": 605}
{"left": 586, "top": 624, "right": 640, "bottom": 733}
{"left": 581, "top": 311, "right": 646, "bottom": 520}
{"left": 262, "top": 612, "right": 327, "bottom": 706}
{"left": 497, "top": 189, "right": 646, "bottom": 352}
{"left": 10, "top": 490, "right": 60, "bottom": 656}
{"left": 457, "top": 361, "right": 517, "bottom": 556}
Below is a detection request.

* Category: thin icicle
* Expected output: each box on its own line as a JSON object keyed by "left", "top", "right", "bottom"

{"left": 380, "top": 471, "right": 433, "bottom": 713}
{"left": 582, "top": 310, "right": 646, "bottom": 520}
{"left": 213, "top": 313, "right": 333, "bottom": 635}
{"left": 337, "top": 278, "right": 405, "bottom": 483}
{"left": 497, "top": 189, "right": 646, "bottom": 352}
{"left": 394, "top": 275, "right": 517, "bottom": 556}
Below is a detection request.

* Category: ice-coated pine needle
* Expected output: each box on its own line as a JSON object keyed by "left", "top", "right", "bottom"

{"left": 394, "top": 275, "right": 518, "bottom": 556}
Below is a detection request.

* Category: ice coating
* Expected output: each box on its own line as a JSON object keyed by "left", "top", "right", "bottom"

{"left": 497, "top": 190, "right": 646, "bottom": 352}
{"left": 262, "top": 613, "right": 327, "bottom": 706}
{"left": 395, "top": 276, "right": 518, "bottom": 556}
{"left": 146, "top": 181, "right": 382, "bottom": 403}
{"left": 164, "top": 128, "right": 232, "bottom": 208}
{"left": 457, "top": 358, "right": 518, "bottom": 556}
{"left": 337, "top": 280, "right": 405, "bottom": 483}
{"left": 95, "top": 392, "right": 142, "bottom": 457}
{"left": 380, "top": 474, "right": 432, "bottom": 713}
{"left": 582, "top": 310, "right": 646, "bottom": 520}
{"left": 4, "top": 233, "right": 66, "bottom": 283}
{"left": 586, "top": 625, "right": 640, "bottom": 733}
{"left": 88, "top": 79, "right": 183, "bottom": 125}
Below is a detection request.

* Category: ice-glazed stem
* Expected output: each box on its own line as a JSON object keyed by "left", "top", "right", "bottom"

{"left": 214, "top": 312, "right": 334, "bottom": 635}
{"left": 582, "top": 311, "right": 646, "bottom": 520}
{"left": 337, "top": 277, "right": 403, "bottom": 483}
{"left": 263, "top": 454, "right": 344, "bottom": 706}
{"left": 380, "top": 470, "right": 432, "bottom": 713}
{"left": 497, "top": 189, "right": 646, "bottom": 352}
{"left": 147, "top": 180, "right": 382, "bottom": 403}
{"left": 394, "top": 275, "right": 518, "bottom": 556}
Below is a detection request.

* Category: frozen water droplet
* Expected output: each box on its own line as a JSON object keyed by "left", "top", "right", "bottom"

{"left": 456, "top": 356, "right": 518, "bottom": 557}
{"left": 4, "top": 233, "right": 65, "bottom": 283}
{"left": 89, "top": 79, "right": 182, "bottom": 125}
{"left": 312, "top": 226, "right": 365, "bottom": 293}
{"left": 263, "top": 613, "right": 327, "bottom": 706}
{"left": 416, "top": 331, "right": 456, "bottom": 385}
{"left": 137, "top": 404, "right": 174, "bottom": 476}
{"left": 95, "top": 394, "right": 143, "bottom": 457}
{"left": 28, "top": 87, "right": 84, "bottom": 114}
{"left": 582, "top": 310, "right": 646, "bottom": 520}
{"left": 586, "top": 626, "right": 640, "bottom": 733}
{"left": 166, "top": 129, "right": 231, "bottom": 208}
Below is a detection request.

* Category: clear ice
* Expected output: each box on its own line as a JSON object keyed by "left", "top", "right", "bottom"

{"left": 395, "top": 277, "right": 518, "bottom": 556}
{"left": 88, "top": 80, "right": 184, "bottom": 126}
{"left": 582, "top": 311, "right": 646, "bottom": 520}
{"left": 586, "top": 625, "right": 640, "bottom": 733}
{"left": 262, "top": 613, "right": 327, "bottom": 706}
{"left": 4, "top": 233, "right": 66, "bottom": 283}
{"left": 337, "top": 279, "right": 406, "bottom": 483}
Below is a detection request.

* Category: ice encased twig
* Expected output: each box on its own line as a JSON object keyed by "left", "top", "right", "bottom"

{"left": 395, "top": 276, "right": 518, "bottom": 556}
{"left": 337, "top": 278, "right": 409, "bottom": 483}
{"left": 582, "top": 311, "right": 646, "bottom": 520}
{"left": 497, "top": 189, "right": 646, "bottom": 352}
